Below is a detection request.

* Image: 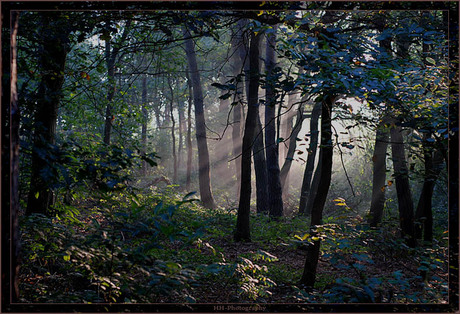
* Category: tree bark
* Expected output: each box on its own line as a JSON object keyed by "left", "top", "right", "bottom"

{"left": 299, "top": 101, "right": 321, "bottom": 215}
{"left": 141, "top": 75, "right": 148, "bottom": 175}
{"left": 184, "top": 28, "right": 216, "bottom": 209}
{"left": 27, "top": 13, "right": 70, "bottom": 216}
{"left": 280, "top": 92, "right": 298, "bottom": 196}
{"left": 185, "top": 68, "right": 193, "bottom": 190}
{"left": 368, "top": 117, "right": 390, "bottom": 227}
{"left": 390, "top": 121, "right": 416, "bottom": 247}
{"left": 231, "top": 25, "right": 244, "bottom": 197}
{"left": 253, "top": 115, "right": 269, "bottom": 214}
{"left": 235, "top": 32, "right": 261, "bottom": 242}
{"left": 265, "top": 27, "right": 283, "bottom": 217}
{"left": 10, "top": 10, "right": 21, "bottom": 302}
{"left": 280, "top": 98, "right": 304, "bottom": 196}
{"left": 300, "top": 94, "right": 334, "bottom": 287}
{"left": 168, "top": 77, "right": 178, "bottom": 183}
{"left": 103, "top": 19, "right": 131, "bottom": 145}
{"left": 415, "top": 135, "right": 443, "bottom": 243}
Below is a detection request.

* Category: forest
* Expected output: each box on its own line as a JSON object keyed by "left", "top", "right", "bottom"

{"left": 2, "top": 1, "right": 459, "bottom": 312}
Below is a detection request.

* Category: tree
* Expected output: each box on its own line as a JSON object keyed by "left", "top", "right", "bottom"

{"left": 26, "top": 13, "right": 72, "bottom": 216}
{"left": 298, "top": 101, "right": 321, "bottom": 215}
{"left": 103, "top": 19, "right": 132, "bottom": 145}
{"left": 368, "top": 117, "right": 390, "bottom": 227}
{"left": 235, "top": 31, "right": 261, "bottom": 242}
{"left": 300, "top": 94, "right": 335, "bottom": 286}
{"left": 264, "top": 26, "right": 283, "bottom": 217}
{"left": 183, "top": 27, "right": 216, "bottom": 209}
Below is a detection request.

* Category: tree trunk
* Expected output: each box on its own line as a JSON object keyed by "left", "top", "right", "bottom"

{"left": 368, "top": 117, "right": 390, "bottom": 227}
{"left": 184, "top": 28, "right": 216, "bottom": 209}
{"left": 253, "top": 115, "right": 269, "bottom": 214}
{"left": 103, "top": 32, "right": 116, "bottom": 145}
{"left": 264, "top": 28, "right": 283, "bottom": 217}
{"left": 186, "top": 68, "right": 193, "bottom": 191}
{"left": 415, "top": 135, "right": 443, "bottom": 243}
{"left": 231, "top": 26, "right": 244, "bottom": 197}
{"left": 280, "top": 92, "right": 298, "bottom": 197}
{"left": 178, "top": 101, "right": 185, "bottom": 171}
{"left": 299, "top": 101, "right": 321, "bottom": 215}
{"left": 168, "top": 78, "right": 178, "bottom": 183}
{"left": 141, "top": 75, "right": 148, "bottom": 175}
{"left": 10, "top": 10, "right": 21, "bottom": 302}
{"left": 27, "top": 13, "right": 69, "bottom": 216}
{"left": 280, "top": 98, "right": 304, "bottom": 195}
{"left": 235, "top": 32, "right": 261, "bottom": 242}
{"left": 300, "top": 94, "right": 334, "bottom": 287}
{"left": 390, "top": 121, "right": 416, "bottom": 247}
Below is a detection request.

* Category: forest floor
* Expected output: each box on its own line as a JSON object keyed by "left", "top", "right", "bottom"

{"left": 19, "top": 181, "right": 449, "bottom": 305}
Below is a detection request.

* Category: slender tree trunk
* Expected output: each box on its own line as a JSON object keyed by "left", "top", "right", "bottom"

{"left": 415, "top": 135, "right": 443, "bottom": 243}
{"left": 141, "top": 75, "right": 148, "bottom": 175}
{"left": 368, "top": 117, "right": 390, "bottom": 227}
{"left": 178, "top": 101, "right": 185, "bottom": 171}
{"left": 184, "top": 28, "right": 216, "bottom": 209}
{"left": 235, "top": 32, "right": 261, "bottom": 242}
{"left": 265, "top": 28, "right": 283, "bottom": 217}
{"left": 253, "top": 115, "right": 269, "bottom": 214}
{"left": 300, "top": 94, "right": 334, "bottom": 287}
{"left": 231, "top": 27, "right": 244, "bottom": 197}
{"left": 10, "top": 11, "right": 21, "bottom": 302}
{"left": 390, "top": 121, "right": 416, "bottom": 248}
{"left": 186, "top": 69, "right": 193, "bottom": 190}
{"left": 103, "top": 34, "right": 116, "bottom": 145}
{"left": 168, "top": 77, "right": 178, "bottom": 183}
{"left": 280, "top": 99, "right": 304, "bottom": 195}
{"left": 280, "top": 92, "right": 298, "bottom": 196}
{"left": 299, "top": 101, "right": 321, "bottom": 215}
{"left": 27, "top": 13, "right": 69, "bottom": 216}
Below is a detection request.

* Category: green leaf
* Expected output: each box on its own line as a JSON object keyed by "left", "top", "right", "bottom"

{"left": 426, "top": 57, "right": 436, "bottom": 65}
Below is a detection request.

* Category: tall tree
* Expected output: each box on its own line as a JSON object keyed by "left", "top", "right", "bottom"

{"left": 167, "top": 76, "right": 178, "bottom": 183}
{"left": 390, "top": 121, "right": 416, "bottom": 247}
{"left": 235, "top": 32, "right": 261, "bottom": 242}
{"left": 279, "top": 91, "right": 300, "bottom": 197}
{"left": 141, "top": 75, "right": 148, "bottom": 175}
{"left": 264, "top": 27, "right": 283, "bottom": 217}
{"left": 26, "top": 13, "right": 71, "bottom": 215}
{"left": 10, "top": 10, "right": 21, "bottom": 302}
{"left": 230, "top": 24, "right": 244, "bottom": 197}
{"left": 185, "top": 68, "right": 193, "bottom": 191}
{"left": 368, "top": 117, "right": 390, "bottom": 226}
{"left": 300, "top": 94, "right": 335, "bottom": 286}
{"left": 103, "top": 19, "right": 131, "bottom": 145}
{"left": 183, "top": 27, "right": 216, "bottom": 209}
{"left": 298, "top": 101, "right": 321, "bottom": 215}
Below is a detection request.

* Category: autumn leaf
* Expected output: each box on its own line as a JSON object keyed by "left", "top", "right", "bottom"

{"left": 387, "top": 180, "right": 393, "bottom": 186}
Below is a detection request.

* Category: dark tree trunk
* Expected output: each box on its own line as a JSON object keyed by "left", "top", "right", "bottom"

{"left": 103, "top": 33, "right": 116, "bottom": 145}
{"left": 27, "top": 13, "right": 70, "bottom": 216}
{"left": 280, "top": 99, "right": 304, "bottom": 196}
{"left": 415, "top": 135, "right": 443, "bottom": 243}
{"left": 253, "top": 116, "right": 269, "bottom": 214}
{"left": 280, "top": 92, "right": 298, "bottom": 197}
{"left": 10, "top": 11, "right": 21, "bottom": 302}
{"left": 300, "top": 94, "right": 334, "bottom": 287}
{"left": 178, "top": 101, "right": 185, "bottom": 171}
{"left": 186, "top": 69, "right": 193, "bottom": 190}
{"left": 368, "top": 117, "right": 390, "bottom": 227}
{"left": 390, "top": 122, "right": 416, "bottom": 248}
{"left": 299, "top": 101, "right": 321, "bottom": 215}
{"left": 184, "top": 28, "right": 216, "bottom": 209}
{"left": 168, "top": 78, "right": 178, "bottom": 183}
{"left": 103, "top": 20, "right": 131, "bottom": 145}
{"left": 231, "top": 26, "right": 244, "bottom": 197}
{"left": 264, "top": 28, "right": 283, "bottom": 217}
{"left": 235, "top": 32, "right": 261, "bottom": 242}
{"left": 141, "top": 75, "right": 148, "bottom": 175}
